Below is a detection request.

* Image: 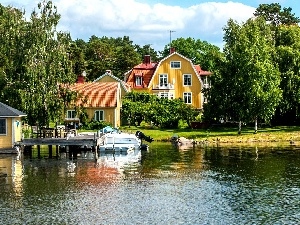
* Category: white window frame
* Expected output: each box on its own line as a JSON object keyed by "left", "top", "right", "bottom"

{"left": 183, "top": 92, "right": 192, "bottom": 104}
{"left": 170, "top": 61, "right": 181, "bottom": 69}
{"left": 66, "top": 110, "right": 76, "bottom": 118}
{"left": 202, "top": 76, "right": 210, "bottom": 88}
{"left": 159, "top": 74, "right": 168, "bottom": 87}
{"left": 135, "top": 76, "right": 142, "bottom": 86}
{"left": 183, "top": 74, "right": 192, "bottom": 86}
{"left": 0, "top": 118, "right": 7, "bottom": 135}
{"left": 160, "top": 92, "right": 169, "bottom": 99}
{"left": 94, "top": 110, "right": 104, "bottom": 121}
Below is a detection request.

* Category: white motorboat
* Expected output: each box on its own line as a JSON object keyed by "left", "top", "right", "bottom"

{"left": 99, "top": 132, "right": 142, "bottom": 152}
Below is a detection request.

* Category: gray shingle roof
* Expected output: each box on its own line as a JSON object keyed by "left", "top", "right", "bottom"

{"left": 0, "top": 102, "right": 26, "bottom": 117}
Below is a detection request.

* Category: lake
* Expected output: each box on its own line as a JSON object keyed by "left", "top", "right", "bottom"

{"left": 1, "top": 142, "right": 300, "bottom": 224}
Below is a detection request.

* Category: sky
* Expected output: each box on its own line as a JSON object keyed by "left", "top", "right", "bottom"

{"left": 0, "top": 0, "right": 299, "bottom": 51}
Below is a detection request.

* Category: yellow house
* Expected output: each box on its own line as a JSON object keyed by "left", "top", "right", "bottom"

{"left": 93, "top": 70, "right": 131, "bottom": 98}
{"left": 124, "top": 52, "right": 212, "bottom": 110}
{"left": 0, "top": 102, "right": 26, "bottom": 153}
{"left": 68, "top": 82, "right": 122, "bottom": 127}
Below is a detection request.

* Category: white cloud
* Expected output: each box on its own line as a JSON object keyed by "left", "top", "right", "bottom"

{"left": 1, "top": 0, "right": 256, "bottom": 50}
{"left": 184, "top": 1, "right": 255, "bottom": 45}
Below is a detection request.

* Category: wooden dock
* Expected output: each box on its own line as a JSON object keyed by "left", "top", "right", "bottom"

{"left": 20, "top": 135, "right": 100, "bottom": 147}
{"left": 15, "top": 133, "right": 102, "bottom": 159}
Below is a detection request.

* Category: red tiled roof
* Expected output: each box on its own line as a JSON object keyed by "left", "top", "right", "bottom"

{"left": 70, "top": 82, "right": 118, "bottom": 108}
{"left": 125, "top": 52, "right": 212, "bottom": 89}
{"left": 125, "top": 62, "right": 158, "bottom": 88}
{"left": 194, "top": 65, "right": 212, "bottom": 76}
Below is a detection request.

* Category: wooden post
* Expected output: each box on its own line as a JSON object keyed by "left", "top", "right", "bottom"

{"left": 48, "top": 145, "right": 52, "bottom": 158}
{"left": 56, "top": 145, "right": 59, "bottom": 158}
{"left": 37, "top": 145, "right": 41, "bottom": 159}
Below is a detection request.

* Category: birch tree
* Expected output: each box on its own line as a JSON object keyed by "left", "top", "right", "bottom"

{"left": 0, "top": 1, "right": 75, "bottom": 127}
{"left": 222, "top": 17, "right": 282, "bottom": 133}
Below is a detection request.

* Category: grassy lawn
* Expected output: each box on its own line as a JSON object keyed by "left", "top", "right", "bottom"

{"left": 117, "top": 125, "right": 300, "bottom": 144}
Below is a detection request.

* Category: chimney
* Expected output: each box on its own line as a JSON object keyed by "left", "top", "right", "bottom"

{"left": 76, "top": 71, "right": 86, "bottom": 83}
{"left": 170, "top": 47, "right": 176, "bottom": 54}
{"left": 143, "top": 55, "right": 151, "bottom": 64}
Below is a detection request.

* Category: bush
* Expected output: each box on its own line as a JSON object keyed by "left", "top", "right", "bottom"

{"left": 81, "top": 120, "right": 112, "bottom": 130}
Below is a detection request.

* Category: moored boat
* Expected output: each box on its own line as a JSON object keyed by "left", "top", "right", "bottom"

{"left": 99, "top": 132, "right": 141, "bottom": 152}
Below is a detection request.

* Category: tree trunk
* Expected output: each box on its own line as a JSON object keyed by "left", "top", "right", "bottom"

{"left": 238, "top": 121, "right": 242, "bottom": 135}
{"left": 254, "top": 118, "right": 258, "bottom": 134}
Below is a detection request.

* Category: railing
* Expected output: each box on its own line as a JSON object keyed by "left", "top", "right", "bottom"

{"left": 153, "top": 83, "right": 174, "bottom": 90}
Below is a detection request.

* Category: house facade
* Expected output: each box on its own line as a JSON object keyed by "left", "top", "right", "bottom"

{"left": 68, "top": 82, "right": 122, "bottom": 127}
{"left": 93, "top": 70, "right": 131, "bottom": 98}
{"left": 0, "top": 102, "right": 26, "bottom": 152}
{"left": 124, "top": 51, "right": 211, "bottom": 110}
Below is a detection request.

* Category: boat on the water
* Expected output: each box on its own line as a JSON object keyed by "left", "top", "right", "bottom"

{"left": 99, "top": 132, "right": 142, "bottom": 152}
{"left": 98, "top": 126, "right": 153, "bottom": 152}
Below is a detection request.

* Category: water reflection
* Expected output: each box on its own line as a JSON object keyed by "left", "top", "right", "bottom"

{"left": 0, "top": 143, "right": 300, "bottom": 224}
{"left": 0, "top": 154, "right": 23, "bottom": 195}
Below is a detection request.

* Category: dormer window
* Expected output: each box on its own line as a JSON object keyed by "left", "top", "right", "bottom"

{"left": 135, "top": 74, "right": 142, "bottom": 86}
{"left": 171, "top": 61, "right": 181, "bottom": 69}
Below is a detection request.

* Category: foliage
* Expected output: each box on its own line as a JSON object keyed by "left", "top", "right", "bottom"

{"left": 204, "top": 17, "right": 282, "bottom": 132}
{"left": 254, "top": 3, "right": 300, "bottom": 26}
{"left": 272, "top": 25, "right": 300, "bottom": 125}
{"left": 135, "top": 44, "right": 159, "bottom": 62}
{"left": 0, "top": 1, "right": 75, "bottom": 128}
{"left": 84, "top": 36, "right": 141, "bottom": 81}
{"left": 81, "top": 119, "right": 112, "bottom": 130}
{"left": 121, "top": 92, "right": 198, "bottom": 129}
{"left": 254, "top": 3, "right": 300, "bottom": 125}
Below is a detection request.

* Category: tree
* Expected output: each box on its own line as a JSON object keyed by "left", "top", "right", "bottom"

{"left": 205, "top": 17, "right": 282, "bottom": 133}
{"left": 272, "top": 25, "right": 300, "bottom": 125}
{"left": 69, "top": 39, "right": 87, "bottom": 76}
{"left": 0, "top": 4, "right": 27, "bottom": 107}
{"left": 113, "top": 36, "right": 141, "bottom": 79}
{"left": 254, "top": 3, "right": 300, "bottom": 26}
{"left": 0, "top": 1, "right": 75, "bottom": 127}
{"left": 254, "top": 3, "right": 300, "bottom": 125}
{"left": 135, "top": 44, "right": 159, "bottom": 63}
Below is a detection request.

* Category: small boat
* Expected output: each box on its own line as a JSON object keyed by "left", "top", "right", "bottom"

{"left": 99, "top": 132, "right": 142, "bottom": 152}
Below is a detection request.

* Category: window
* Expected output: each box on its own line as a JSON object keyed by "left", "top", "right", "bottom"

{"left": 170, "top": 61, "right": 181, "bottom": 69}
{"left": 0, "top": 119, "right": 6, "bottom": 135}
{"left": 159, "top": 74, "right": 168, "bottom": 87}
{"left": 135, "top": 75, "right": 142, "bottom": 86}
{"left": 202, "top": 76, "right": 210, "bottom": 88}
{"left": 94, "top": 110, "right": 104, "bottom": 121}
{"left": 67, "top": 110, "right": 76, "bottom": 118}
{"left": 160, "top": 92, "right": 168, "bottom": 99}
{"left": 183, "top": 74, "right": 192, "bottom": 86}
{"left": 183, "top": 92, "right": 192, "bottom": 104}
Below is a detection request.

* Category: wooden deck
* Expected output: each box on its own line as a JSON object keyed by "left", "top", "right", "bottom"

{"left": 18, "top": 134, "right": 101, "bottom": 147}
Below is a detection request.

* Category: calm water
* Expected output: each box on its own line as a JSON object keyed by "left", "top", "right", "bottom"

{"left": 1, "top": 142, "right": 300, "bottom": 224}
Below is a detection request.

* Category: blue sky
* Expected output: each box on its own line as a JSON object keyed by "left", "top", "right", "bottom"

{"left": 0, "top": 0, "right": 299, "bottom": 51}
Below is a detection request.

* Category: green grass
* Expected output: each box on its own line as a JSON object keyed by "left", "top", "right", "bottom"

{"left": 117, "top": 125, "right": 300, "bottom": 143}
